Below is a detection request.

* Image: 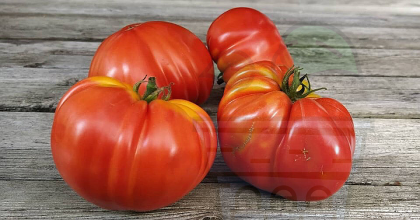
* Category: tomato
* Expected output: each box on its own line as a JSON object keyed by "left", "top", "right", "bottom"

{"left": 217, "top": 61, "right": 355, "bottom": 201}
{"left": 51, "top": 77, "right": 217, "bottom": 211}
{"left": 207, "top": 7, "right": 294, "bottom": 83}
{"left": 89, "top": 21, "right": 214, "bottom": 104}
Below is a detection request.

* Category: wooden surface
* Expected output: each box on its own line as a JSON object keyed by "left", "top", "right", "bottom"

{"left": 1, "top": 0, "right": 420, "bottom": 219}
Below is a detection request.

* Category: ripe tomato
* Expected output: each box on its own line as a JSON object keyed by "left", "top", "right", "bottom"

{"left": 207, "top": 7, "right": 294, "bottom": 83}
{"left": 89, "top": 21, "right": 214, "bottom": 104}
{"left": 51, "top": 77, "right": 217, "bottom": 211}
{"left": 217, "top": 61, "right": 355, "bottom": 201}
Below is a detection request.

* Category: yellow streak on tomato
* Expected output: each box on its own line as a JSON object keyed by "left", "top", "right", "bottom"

{"left": 168, "top": 99, "right": 204, "bottom": 122}
{"left": 226, "top": 63, "right": 283, "bottom": 91}
{"left": 89, "top": 76, "right": 140, "bottom": 101}
{"left": 223, "top": 76, "right": 280, "bottom": 104}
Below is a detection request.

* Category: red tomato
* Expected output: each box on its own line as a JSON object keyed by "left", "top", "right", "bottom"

{"left": 207, "top": 7, "right": 294, "bottom": 83}
{"left": 51, "top": 77, "right": 217, "bottom": 211}
{"left": 89, "top": 21, "right": 214, "bottom": 104}
{"left": 217, "top": 61, "right": 355, "bottom": 201}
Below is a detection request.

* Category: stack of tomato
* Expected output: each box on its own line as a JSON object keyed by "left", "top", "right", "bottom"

{"left": 51, "top": 7, "right": 355, "bottom": 211}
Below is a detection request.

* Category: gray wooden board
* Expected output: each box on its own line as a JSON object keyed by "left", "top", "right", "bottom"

{"left": 1, "top": 68, "right": 419, "bottom": 118}
{"left": 2, "top": 0, "right": 420, "bottom": 16}
{"left": 1, "top": 15, "right": 420, "bottom": 50}
{"left": 1, "top": 0, "right": 420, "bottom": 28}
{"left": 1, "top": 1, "right": 420, "bottom": 50}
{"left": 1, "top": 112, "right": 420, "bottom": 218}
{"left": 1, "top": 112, "right": 419, "bottom": 185}
{"left": 2, "top": 40, "right": 420, "bottom": 77}
{"left": 1, "top": 181, "right": 419, "bottom": 219}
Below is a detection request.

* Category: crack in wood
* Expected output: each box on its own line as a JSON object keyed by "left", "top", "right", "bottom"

{"left": 23, "top": 62, "right": 44, "bottom": 68}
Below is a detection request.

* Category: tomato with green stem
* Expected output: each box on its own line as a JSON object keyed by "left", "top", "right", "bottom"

{"left": 51, "top": 76, "right": 217, "bottom": 211}
{"left": 217, "top": 61, "right": 355, "bottom": 201}
{"left": 89, "top": 21, "right": 214, "bottom": 104}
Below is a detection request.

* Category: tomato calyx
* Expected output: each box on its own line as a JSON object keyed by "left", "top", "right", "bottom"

{"left": 282, "top": 66, "right": 326, "bottom": 102}
{"left": 133, "top": 76, "right": 173, "bottom": 103}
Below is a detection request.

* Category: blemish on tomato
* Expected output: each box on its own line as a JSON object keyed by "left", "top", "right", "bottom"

{"left": 125, "top": 24, "right": 140, "bottom": 31}
{"left": 233, "top": 122, "right": 255, "bottom": 155}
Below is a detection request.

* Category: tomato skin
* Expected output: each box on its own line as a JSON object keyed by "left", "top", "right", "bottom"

{"left": 51, "top": 77, "right": 217, "bottom": 211}
{"left": 218, "top": 62, "right": 355, "bottom": 201}
{"left": 207, "top": 7, "right": 294, "bottom": 83}
{"left": 89, "top": 21, "right": 214, "bottom": 104}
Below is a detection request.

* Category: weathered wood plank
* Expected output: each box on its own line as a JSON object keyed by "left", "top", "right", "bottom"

{"left": 1, "top": 112, "right": 419, "bottom": 186}
{"left": 1, "top": 68, "right": 419, "bottom": 117}
{"left": 1, "top": 180, "right": 419, "bottom": 219}
{"left": 2, "top": 40, "right": 420, "bottom": 77}
{"left": 0, "top": 68, "right": 86, "bottom": 112}
{"left": 2, "top": 19, "right": 419, "bottom": 50}
{"left": 2, "top": 0, "right": 420, "bottom": 16}
{"left": 0, "top": 180, "right": 222, "bottom": 219}
{"left": 1, "top": 3, "right": 420, "bottom": 50}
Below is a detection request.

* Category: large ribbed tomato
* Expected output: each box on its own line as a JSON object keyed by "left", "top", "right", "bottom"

{"left": 51, "top": 77, "right": 217, "bottom": 211}
{"left": 207, "top": 7, "right": 294, "bottom": 83}
{"left": 217, "top": 61, "right": 355, "bottom": 201}
{"left": 89, "top": 21, "right": 214, "bottom": 104}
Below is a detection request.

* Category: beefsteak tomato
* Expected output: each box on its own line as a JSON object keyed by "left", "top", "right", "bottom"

{"left": 89, "top": 21, "right": 214, "bottom": 104}
{"left": 217, "top": 61, "right": 355, "bottom": 201}
{"left": 207, "top": 7, "right": 294, "bottom": 83}
{"left": 51, "top": 76, "right": 217, "bottom": 211}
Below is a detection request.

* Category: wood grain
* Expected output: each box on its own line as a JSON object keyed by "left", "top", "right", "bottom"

{"left": 2, "top": 40, "right": 420, "bottom": 77}
{"left": 1, "top": 112, "right": 419, "bottom": 186}
{"left": 2, "top": 0, "right": 420, "bottom": 16}
{"left": 1, "top": 68, "right": 419, "bottom": 118}
{"left": 1, "top": 1, "right": 420, "bottom": 50}
{"left": 1, "top": 180, "right": 419, "bottom": 219}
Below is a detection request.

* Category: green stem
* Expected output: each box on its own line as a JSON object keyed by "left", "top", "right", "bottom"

{"left": 133, "top": 75, "right": 148, "bottom": 94}
{"left": 281, "top": 66, "right": 326, "bottom": 102}
{"left": 133, "top": 76, "right": 173, "bottom": 103}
